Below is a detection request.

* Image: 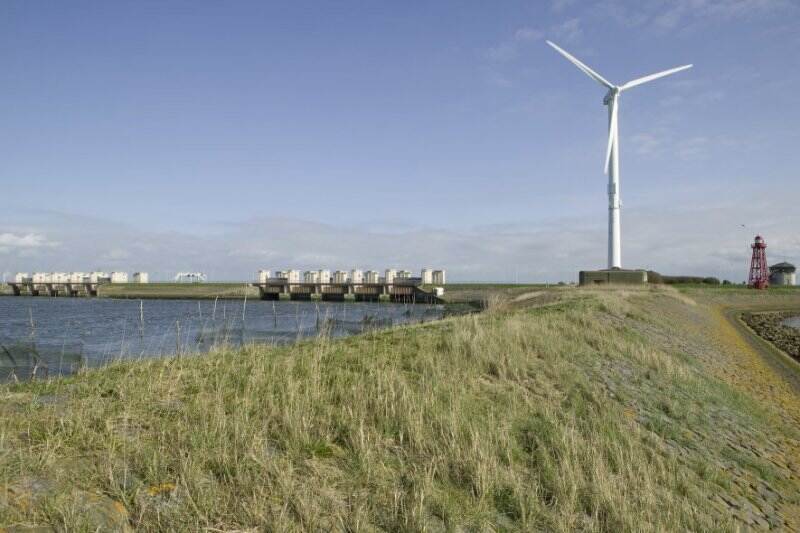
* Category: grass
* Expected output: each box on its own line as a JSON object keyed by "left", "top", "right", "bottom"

{"left": 97, "top": 282, "right": 259, "bottom": 300}
{"left": 1, "top": 287, "right": 800, "bottom": 530}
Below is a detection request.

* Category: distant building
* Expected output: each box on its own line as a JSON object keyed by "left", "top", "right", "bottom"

{"left": 579, "top": 269, "right": 647, "bottom": 286}
{"left": 318, "top": 270, "right": 331, "bottom": 284}
{"left": 132, "top": 272, "right": 149, "bottom": 284}
{"left": 304, "top": 270, "right": 320, "bottom": 283}
{"left": 286, "top": 270, "right": 301, "bottom": 283}
{"left": 421, "top": 269, "right": 433, "bottom": 284}
{"left": 396, "top": 270, "right": 412, "bottom": 279}
{"left": 384, "top": 269, "right": 397, "bottom": 284}
{"left": 769, "top": 262, "right": 796, "bottom": 286}
{"left": 50, "top": 272, "right": 68, "bottom": 283}
{"left": 257, "top": 270, "right": 271, "bottom": 283}
{"left": 432, "top": 270, "right": 446, "bottom": 285}
{"left": 174, "top": 272, "right": 206, "bottom": 283}
{"left": 365, "top": 270, "right": 380, "bottom": 284}
{"left": 86, "top": 272, "right": 109, "bottom": 283}
{"left": 350, "top": 269, "right": 364, "bottom": 284}
{"left": 109, "top": 272, "right": 128, "bottom": 283}
{"left": 13, "top": 273, "right": 29, "bottom": 283}
{"left": 332, "top": 270, "right": 349, "bottom": 284}
{"left": 68, "top": 272, "right": 87, "bottom": 283}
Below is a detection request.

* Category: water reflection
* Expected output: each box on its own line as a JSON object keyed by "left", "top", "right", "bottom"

{"left": 0, "top": 297, "right": 443, "bottom": 379}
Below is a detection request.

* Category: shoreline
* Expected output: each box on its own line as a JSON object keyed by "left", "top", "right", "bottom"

{"left": 3, "top": 288, "right": 800, "bottom": 529}
{"left": 741, "top": 310, "right": 800, "bottom": 362}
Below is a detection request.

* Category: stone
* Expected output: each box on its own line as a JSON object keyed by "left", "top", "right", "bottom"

{"left": 3, "top": 477, "right": 57, "bottom": 511}
{"left": 2, "top": 477, "right": 130, "bottom": 533}
{"left": 70, "top": 490, "right": 131, "bottom": 533}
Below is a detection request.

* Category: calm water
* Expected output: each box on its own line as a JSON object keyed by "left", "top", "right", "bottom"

{"left": 0, "top": 297, "right": 443, "bottom": 379}
{"left": 782, "top": 316, "right": 800, "bottom": 330}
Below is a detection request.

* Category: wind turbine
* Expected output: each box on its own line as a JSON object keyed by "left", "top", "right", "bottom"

{"left": 546, "top": 41, "right": 692, "bottom": 269}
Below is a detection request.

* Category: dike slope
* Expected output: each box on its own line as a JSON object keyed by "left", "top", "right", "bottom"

{"left": 1, "top": 287, "right": 800, "bottom": 531}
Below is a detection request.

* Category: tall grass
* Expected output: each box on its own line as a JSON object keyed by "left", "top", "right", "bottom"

{"left": 0, "top": 290, "right": 791, "bottom": 530}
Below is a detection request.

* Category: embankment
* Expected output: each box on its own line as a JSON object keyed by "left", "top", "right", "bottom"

{"left": 2, "top": 287, "right": 800, "bottom": 530}
{"left": 97, "top": 282, "right": 258, "bottom": 299}
{"left": 742, "top": 311, "right": 800, "bottom": 361}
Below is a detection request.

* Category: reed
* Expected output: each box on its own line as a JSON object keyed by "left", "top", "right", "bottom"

{"left": 1, "top": 288, "right": 799, "bottom": 531}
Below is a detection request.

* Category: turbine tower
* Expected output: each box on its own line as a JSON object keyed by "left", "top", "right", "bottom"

{"left": 547, "top": 41, "right": 692, "bottom": 269}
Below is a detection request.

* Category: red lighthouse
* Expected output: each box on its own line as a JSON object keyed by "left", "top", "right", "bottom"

{"left": 748, "top": 235, "right": 769, "bottom": 289}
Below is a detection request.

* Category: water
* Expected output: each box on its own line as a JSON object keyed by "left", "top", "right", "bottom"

{"left": 0, "top": 297, "right": 443, "bottom": 379}
{"left": 782, "top": 316, "right": 800, "bottom": 330}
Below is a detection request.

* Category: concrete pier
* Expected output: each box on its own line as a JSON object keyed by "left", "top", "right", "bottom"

{"left": 251, "top": 281, "right": 439, "bottom": 303}
{"left": 6, "top": 281, "right": 101, "bottom": 297}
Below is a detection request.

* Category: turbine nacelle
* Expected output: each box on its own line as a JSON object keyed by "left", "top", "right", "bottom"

{"left": 602, "top": 88, "right": 619, "bottom": 106}
{"left": 546, "top": 40, "right": 691, "bottom": 174}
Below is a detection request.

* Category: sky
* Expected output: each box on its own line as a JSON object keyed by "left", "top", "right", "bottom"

{"left": 1, "top": 0, "right": 799, "bottom": 282}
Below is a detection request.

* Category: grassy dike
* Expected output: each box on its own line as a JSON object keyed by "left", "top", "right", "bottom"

{"left": 97, "top": 282, "right": 259, "bottom": 300}
{"left": 2, "top": 287, "right": 800, "bottom": 531}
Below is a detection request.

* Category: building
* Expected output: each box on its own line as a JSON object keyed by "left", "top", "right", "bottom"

{"left": 174, "top": 272, "right": 206, "bottom": 283}
{"left": 384, "top": 269, "right": 397, "bottom": 284}
{"left": 396, "top": 270, "right": 412, "bottom": 279}
{"left": 365, "top": 270, "right": 380, "bottom": 284}
{"left": 769, "top": 262, "right": 796, "bottom": 286}
{"left": 303, "top": 270, "right": 320, "bottom": 283}
{"left": 421, "top": 269, "right": 433, "bottom": 284}
{"left": 108, "top": 272, "right": 128, "bottom": 283}
{"left": 350, "top": 269, "right": 364, "bottom": 284}
{"left": 284, "top": 270, "right": 300, "bottom": 283}
{"left": 68, "top": 272, "right": 87, "bottom": 283}
{"left": 13, "top": 273, "right": 29, "bottom": 283}
{"left": 273, "top": 270, "right": 288, "bottom": 280}
{"left": 132, "top": 272, "right": 149, "bottom": 284}
{"left": 52, "top": 272, "right": 69, "bottom": 283}
{"left": 432, "top": 270, "right": 446, "bottom": 285}
{"left": 332, "top": 270, "right": 349, "bottom": 283}
{"left": 257, "top": 270, "right": 271, "bottom": 283}
{"left": 318, "top": 270, "right": 331, "bottom": 284}
{"left": 579, "top": 269, "right": 647, "bottom": 286}
{"left": 83, "top": 271, "right": 109, "bottom": 283}
{"left": 32, "top": 272, "right": 50, "bottom": 283}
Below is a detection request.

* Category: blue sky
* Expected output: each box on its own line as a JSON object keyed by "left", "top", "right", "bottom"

{"left": 1, "top": 0, "right": 799, "bottom": 282}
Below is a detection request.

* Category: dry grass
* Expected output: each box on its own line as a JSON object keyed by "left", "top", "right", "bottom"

{"left": 1, "top": 289, "right": 798, "bottom": 531}
{"left": 97, "top": 283, "right": 259, "bottom": 300}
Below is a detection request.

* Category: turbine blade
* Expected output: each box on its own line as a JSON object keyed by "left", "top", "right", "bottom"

{"left": 604, "top": 95, "right": 618, "bottom": 174}
{"left": 546, "top": 40, "right": 614, "bottom": 89}
{"left": 620, "top": 64, "right": 693, "bottom": 91}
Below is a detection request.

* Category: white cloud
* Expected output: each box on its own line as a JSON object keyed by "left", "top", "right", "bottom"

{"left": 480, "top": 18, "right": 582, "bottom": 90}
{"left": 1, "top": 203, "right": 798, "bottom": 284}
{"left": 630, "top": 132, "right": 664, "bottom": 155}
{"left": 483, "top": 42, "right": 518, "bottom": 62}
{"left": 0, "top": 232, "right": 56, "bottom": 253}
{"left": 514, "top": 27, "right": 545, "bottom": 42}
{"left": 552, "top": 18, "right": 583, "bottom": 43}
{"left": 482, "top": 26, "right": 546, "bottom": 63}
{"left": 552, "top": 0, "right": 577, "bottom": 13}
{"left": 596, "top": 0, "right": 792, "bottom": 32}
{"left": 676, "top": 136, "right": 711, "bottom": 160}
{"left": 484, "top": 69, "right": 514, "bottom": 87}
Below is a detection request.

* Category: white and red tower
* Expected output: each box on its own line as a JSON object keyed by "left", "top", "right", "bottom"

{"left": 748, "top": 235, "right": 769, "bottom": 290}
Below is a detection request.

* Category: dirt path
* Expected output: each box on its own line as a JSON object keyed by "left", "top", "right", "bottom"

{"left": 721, "top": 305, "right": 800, "bottom": 396}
